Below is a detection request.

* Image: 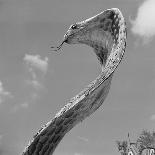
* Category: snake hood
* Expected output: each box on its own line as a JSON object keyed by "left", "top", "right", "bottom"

{"left": 63, "top": 8, "right": 126, "bottom": 66}
{"left": 23, "top": 8, "right": 127, "bottom": 155}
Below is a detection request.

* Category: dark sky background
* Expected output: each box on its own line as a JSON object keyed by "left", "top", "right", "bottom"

{"left": 0, "top": 0, "right": 154, "bottom": 155}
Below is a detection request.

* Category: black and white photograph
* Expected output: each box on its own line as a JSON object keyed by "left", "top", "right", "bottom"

{"left": 0, "top": 0, "right": 154, "bottom": 155}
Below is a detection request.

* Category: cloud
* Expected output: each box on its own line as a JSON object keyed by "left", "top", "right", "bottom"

{"left": 16, "top": 54, "right": 50, "bottom": 110}
{"left": 77, "top": 136, "right": 89, "bottom": 142}
{"left": 24, "top": 54, "right": 49, "bottom": 90}
{"left": 150, "top": 114, "right": 155, "bottom": 121}
{"left": 24, "top": 54, "right": 48, "bottom": 74}
{"left": 0, "top": 81, "right": 12, "bottom": 104}
{"left": 52, "top": 152, "right": 84, "bottom": 155}
{"left": 0, "top": 135, "right": 3, "bottom": 145}
{"left": 0, "top": 135, "right": 4, "bottom": 155}
{"left": 11, "top": 102, "right": 29, "bottom": 113}
{"left": 20, "top": 102, "right": 29, "bottom": 108}
{"left": 131, "top": 0, "right": 155, "bottom": 41}
{"left": 55, "top": 153, "right": 83, "bottom": 155}
{"left": 26, "top": 78, "right": 42, "bottom": 90}
{"left": 74, "top": 153, "right": 83, "bottom": 155}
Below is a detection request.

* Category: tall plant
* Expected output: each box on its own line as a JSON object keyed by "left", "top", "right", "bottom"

{"left": 116, "top": 130, "right": 155, "bottom": 155}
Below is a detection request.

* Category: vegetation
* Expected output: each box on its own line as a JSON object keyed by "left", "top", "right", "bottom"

{"left": 116, "top": 130, "right": 155, "bottom": 155}
{"left": 116, "top": 140, "right": 128, "bottom": 155}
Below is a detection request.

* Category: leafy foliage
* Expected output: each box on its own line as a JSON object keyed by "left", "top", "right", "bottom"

{"left": 136, "top": 130, "right": 155, "bottom": 154}
{"left": 116, "top": 140, "right": 128, "bottom": 155}
{"left": 116, "top": 130, "right": 155, "bottom": 155}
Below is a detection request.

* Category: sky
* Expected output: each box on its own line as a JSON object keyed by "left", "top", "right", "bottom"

{"left": 0, "top": 0, "right": 155, "bottom": 155}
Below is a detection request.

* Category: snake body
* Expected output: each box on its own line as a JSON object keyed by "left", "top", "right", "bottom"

{"left": 22, "top": 8, "right": 127, "bottom": 155}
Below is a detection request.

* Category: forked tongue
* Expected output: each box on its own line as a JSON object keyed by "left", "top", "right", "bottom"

{"left": 51, "top": 40, "right": 65, "bottom": 52}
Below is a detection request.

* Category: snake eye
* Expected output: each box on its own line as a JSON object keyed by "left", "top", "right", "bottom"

{"left": 71, "top": 24, "right": 78, "bottom": 29}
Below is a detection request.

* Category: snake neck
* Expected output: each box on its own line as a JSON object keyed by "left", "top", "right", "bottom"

{"left": 22, "top": 70, "right": 113, "bottom": 155}
{"left": 22, "top": 41, "right": 124, "bottom": 155}
{"left": 22, "top": 8, "right": 127, "bottom": 155}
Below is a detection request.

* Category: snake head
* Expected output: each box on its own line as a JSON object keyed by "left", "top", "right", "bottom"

{"left": 63, "top": 22, "right": 86, "bottom": 44}
{"left": 64, "top": 9, "right": 118, "bottom": 45}
{"left": 64, "top": 8, "right": 127, "bottom": 66}
{"left": 52, "top": 8, "right": 127, "bottom": 67}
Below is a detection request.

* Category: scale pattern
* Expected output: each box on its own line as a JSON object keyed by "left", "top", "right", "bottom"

{"left": 22, "top": 8, "right": 127, "bottom": 155}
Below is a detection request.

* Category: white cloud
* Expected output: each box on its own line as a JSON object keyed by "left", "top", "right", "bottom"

{"left": 77, "top": 136, "right": 89, "bottom": 142}
{"left": 24, "top": 54, "right": 49, "bottom": 90}
{"left": 20, "top": 102, "right": 29, "bottom": 108}
{"left": 19, "top": 54, "right": 49, "bottom": 109}
{"left": 24, "top": 54, "right": 48, "bottom": 74}
{"left": 11, "top": 102, "right": 29, "bottom": 113}
{"left": 0, "top": 81, "right": 12, "bottom": 104}
{"left": 131, "top": 0, "right": 155, "bottom": 41}
{"left": 0, "top": 135, "right": 3, "bottom": 145}
{"left": 26, "top": 79, "right": 42, "bottom": 90}
{"left": 54, "top": 152, "right": 83, "bottom": 155}
{"left": 150, "top": 114, "right": 155, "bottom": 121}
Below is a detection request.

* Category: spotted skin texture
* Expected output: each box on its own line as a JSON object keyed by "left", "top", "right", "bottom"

{"left": 22, "top": 8, "right": 127, "bottom": 155}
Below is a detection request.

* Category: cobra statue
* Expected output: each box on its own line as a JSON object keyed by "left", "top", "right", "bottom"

{"left": 22, "top": 8, "right": 127, "bottom": 155}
